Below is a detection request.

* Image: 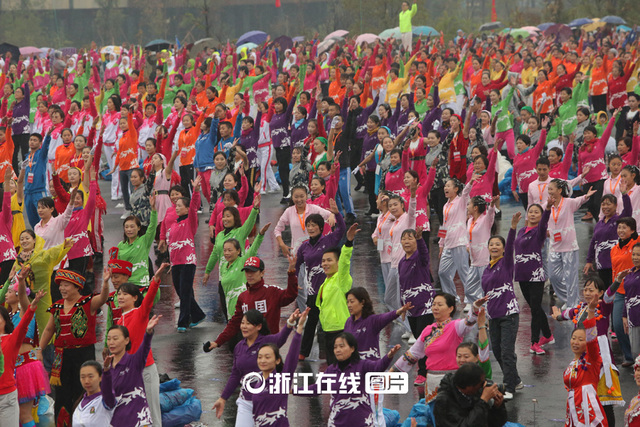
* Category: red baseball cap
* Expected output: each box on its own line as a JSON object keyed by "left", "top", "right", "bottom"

{"left": 242, "top": 256, "right": 265, "bottom": 272}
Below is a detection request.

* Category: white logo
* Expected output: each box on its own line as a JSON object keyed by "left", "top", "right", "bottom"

{"left": 364, "top": 372, "right": 409, "bottom": 394}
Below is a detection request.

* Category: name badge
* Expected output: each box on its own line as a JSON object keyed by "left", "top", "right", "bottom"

{"left": 27, "top": 173, "right": 34, "bottom": 183}
{"left": 553, "top": 232, "right": 562, "bottom": 242}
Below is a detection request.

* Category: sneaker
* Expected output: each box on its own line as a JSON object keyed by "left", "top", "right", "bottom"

{"left": 115, "top": 202, "right": 124, "bottom": 208}
{"left": 177, "top": 327, "right": 187, "bottom": 333}
{"left": 515, "top": 381, "right": 524, "bottom": 390}
{"left": 197, "top": 209, "right": 203, "bottom": 214}
{"left": 174, "top": 301, "right": 180, "bottom": 309}
{"left": 189, "top": 317, "right": 206, "bottom": 328}
{"left": 408, "top": 335, "right": 417, "bottom": 344}
{"left": 495, "top": 209, "right": 502, "bottom": 219}
{"left": 538, "top": 335, "right": 555, "bottom": 346}
{"left": 120, "top": 211, "right": 130, "bottom": 220}
{"left": 581, "top": 212, "right": 594, "bottom": 222}
{"left": 401, "top": 331, "right": 411, "bottom": 339}
{"left": 260, "top": 190, "right": 267, "bottom": 195}
{"left": 463, "top": 303, "right": 472, "bottom": 313}
{"left": 413, "top": 375, "right": 426, "bottom": 386}
{"left": 529, "top": 343, "right": 545, "bottom": 355}
{"left": 280, "top": 197, "right": 290, "bottom": 204}
{"left": 298, "top": 354, "right": 306, "bottom": 361}
{"left": 371, "top": 212, "right": 380, "bottom": 218}
{"left": 611, "top": 332, "right": 618, "bottom": 340}
{"left": 622, "top": 360, "right": 635, "bottom": 368}
{"left": 503, "top": 391, "right": 514, "bottom": 400}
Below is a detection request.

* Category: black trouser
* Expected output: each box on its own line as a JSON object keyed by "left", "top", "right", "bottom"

{"left": 51, "top": 270, "right": 62, "bottom": 303}
{"left": 12, "top": 133, "right": 29, "bottom": 173}
{"left": 172, "top": 264, "right": 205, "bottom": 328}
{"left": 320, "top": 82, "right": 330, "bottom": 98}
{"left": 519, "top": 192, "right": 529, "bottom": 209}
{"left": 54, "top": 345, "right": 95, "bottom": 423}
{"left": 584, "top": 179, "right": 604, "bottom": 219}
{"left": 0, "top": 259, "right": 14, "bottom": 289}
{"left": 300, "top": 294, "right": 322, "bottom": 357}
{"left": 598, "top": 268, "right": 613, "bottom": 288}
{"left": 592, "top": 94, "right": 607, "bottom": 114}
{"left": 180, "top": 164, "right": 195, "bottom": 196}
{"left": 324, "top": 330, "right": 342, "bottom": 365}
{"left": 364, "top": 171, "right": 378, "bottom": 213}
{"left": 275, "top": 146, "right": 291, "bottom": 197}
{"left": 350, "top": 139, "right": 363, "bottom": 188}
{"left": 429, "top": 186, "right": 446, "bottom": 225}
{"left": 604, "top": 404, "right": 615, "bottom": 427}
{"left": 68, "top": 256, "right": 92, "bottom": 295}
{"left": 244, "top": 166, "right": 259, "bottom": 207}
{"left": 408, "top": 314, "right": 433, "bottom": 377}
{"left": 519, "top": 281, "right": 551, "bottom": 344}
{"left": 218, "top": 281, "right": 228, "bottom": 322}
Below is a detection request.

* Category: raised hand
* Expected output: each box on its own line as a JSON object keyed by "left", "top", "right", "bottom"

{"left": 30, "top": 290, "right": 46, "bottom": 309}
{"left": 259, "top": 222, "right": 272, "bottom": 235}
{"left": 346, "top": 223, "right": 360, "bottom": 242}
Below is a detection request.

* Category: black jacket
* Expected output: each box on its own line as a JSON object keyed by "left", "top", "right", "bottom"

{"left": 432, "top": 373, "right": 508, "bottom": 427}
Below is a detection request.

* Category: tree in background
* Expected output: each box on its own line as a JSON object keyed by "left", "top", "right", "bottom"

{"left": 0, "top": 0, "right": 48, "bottom": 46}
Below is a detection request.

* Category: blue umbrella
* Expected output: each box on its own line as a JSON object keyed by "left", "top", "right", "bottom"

{"left": 568, "top": 18, "right": 592, "bottom": 28}
{"left": 379, "top": 27, "right": 402, "bottom": 40}
{"left": 601, "top": 16, "right": 627, "bottom": 25}
{"left": 412, "top": 26, "right": 438, "bottom": 37}
{"left": 537, "top": 22, "right": 555, "bottom": 31}
{"left": 236, "top": 31, "right": 268, "bottom": 46}
{"left": 617, "top": 25, "right": 632, "bottom": 32}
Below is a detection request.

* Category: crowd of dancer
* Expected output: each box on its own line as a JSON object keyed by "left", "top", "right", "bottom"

{"left": 2, "top": 7, "right": 640, "bottom": 426}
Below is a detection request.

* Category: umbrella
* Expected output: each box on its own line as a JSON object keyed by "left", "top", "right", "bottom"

{"left": 145, "top": 39, "right": 171, "bottom": 51}
{"left": 601, "top": 15, "right": 627, "bottom": 25}
{"left": 0, "top": 43, "right": 20, "bottom": 60}
{"left": 38, "top": 47, "right": 54, "bottom": 58}
{"left": 355, "top": 33, "right": 379, "bottom": 45}
{"left": 582, "top": 19, "right": 605, "bottom": 32}
{"left": 272, "top": 35, "right": 293, "bottom": 51}
{"left": 537, "top": 22, "right": 555, "bottom": 31}
{"left": 60, "top": 47, "right": 77, "bottom": 57}
{"left": 543, "top": 23, "right": 572, "bottom": 43}
{"left": 379, "top": 27, "right": 402, "bottom": 40}
{"left": 509, "top": 28, "right": 532, "bottom": 39}
{"left": 317, "top": 39, "right": 337, "bottom": 55}
{"left": 236, "top": 30, "right": 268, "bottom": 46}
{"left": 479, "top": 21, "right": 503, "bottom": 32}
{"left": 324, "top": 30, "right": 349, "bottom": 41}
{"left": 236, "top": 42, "right": 258, "bottom": 54}
{"left": 568, "top": 18, "right": 592, "bottom": 28}
{"left": 191, "top": 38, "right": 220, "bottom": 56}
{"left": 617, "top": 25, "right": 633, "bottom": 32}
{"left": 292, "top": 36, "right": 305, "bottom": 43}
{"left": 520, "top": 26, "right": 541, "bottom": 33}
{"left": 19, "top": 46, "right": 42, "bottom": 56}
{"left": 412, "top": 26, "right": 438, "bottom": 37}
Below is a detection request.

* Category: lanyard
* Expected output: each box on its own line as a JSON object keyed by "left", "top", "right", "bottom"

{"left": 377, "top": 212, "right": 390, "bottom": 235}
{"left": 27, "top": 151, "right": 35, "bottom": 169}
{"left": 610, "top": 175, "right": 621, "bottom": 195}
{"left": 551, "top": 198, "right": 564, "bottom": 224}
{"left": 389, "top": 215, "right": 403, "bottom": 238}
{"left": 469, "top": 217, "right": 479, "bottom": 242}
{"left": 444, "top": 199, "right": 455, "bottom": 224}
{"left": 297, "top": 211, "right": 306, "bottom": 232}
{"left": 538, "top": 182, "right": 548, "bottom": 201}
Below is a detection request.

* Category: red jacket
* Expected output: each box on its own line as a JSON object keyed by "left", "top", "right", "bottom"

{"left": 214, "top": 271, "right": 298, "bottom": 346}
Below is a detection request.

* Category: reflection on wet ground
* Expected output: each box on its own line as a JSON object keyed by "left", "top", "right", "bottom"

{"left": 96, "top": 181, "right": 635, "bottom": 426}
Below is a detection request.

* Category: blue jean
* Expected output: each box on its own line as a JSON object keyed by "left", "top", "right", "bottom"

{"left": 489, "top": 314, "right": 521, "bottom": 392}
{"left": 335, "top": 167, "right": 354, "bottom": 215}
{"left": 119, "top": 169, "right": 134, "bottom": 211}
{"left": 614, "top": 292, "right": 633, "bottom": 362}
{"left": 25, "top": 190, "right": 46, "bottom": 228}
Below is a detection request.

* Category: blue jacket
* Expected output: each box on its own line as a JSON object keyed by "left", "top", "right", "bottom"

{"left": 25, "top": 134, "right": 51, "bottom": 194}
{"left": 194, "top": 118, "right": 219, "bottom": 170}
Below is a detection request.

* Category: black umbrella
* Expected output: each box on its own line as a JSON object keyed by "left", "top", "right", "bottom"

{"left": 0, "top": 43, "right": 20, "bottom": 61}
{"left": 145, "top": 39, "right": 172, "bottom": 52}
{"left": 272, "top": 35, "right": 293, "bottom": 52}
{"left": 479, "top": 21, "right": 503, "bottom": 32}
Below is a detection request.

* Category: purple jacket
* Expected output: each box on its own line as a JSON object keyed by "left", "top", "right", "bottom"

{"left": 482, "top": 228, "right": 519, "bottom": 319}
{"left": 398, "top": 237, "right": 436, "bottom": 317}
{"left": 624, "top": 269, "right": 640, "bottom": 328}
{"left": 514, "top": 210, "right": 550, "bottom": 282}
{"left": 290, "top": 102, "right": 317, "bottom": 148}
{"left": 307, "top": 355, "right": 393, "bottom": 427}
{"left": 295, "top": 213, "right": 346, "bottom": 295}
{"left": 239, "top": 111, "right": 262, "bottom": 169}
{"left": 12, "top": 83, "right": 30, "bottom": 135}
{"left": 343, "top": 310, "right": 398, "bottom": 360}
{"left": 393, "top": 93, "right": 414, "bottom": 136}
{"left": 250, "top": 332, "right": 302, "bottom": 427}
{"left": 355, "top": 95, "right": 380, "bottom": 140}
{"left": 361, "top": 130, "right": 380, "bottom": 172}
{"left": 107, "top": 332, "right": 153, "bottom": 426}
{"left": 222, "top": 326, "right": 293, "bottom": 400}
{"left": 421, "top": 86, "right": 440, "bottom": 137}
{"left": 270, "top": 98, "right": 296, "bottom": 149}
{"left": 587, "top": 194, "right": 632, "bottom": 270}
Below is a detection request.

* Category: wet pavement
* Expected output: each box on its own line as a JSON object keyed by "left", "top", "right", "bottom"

{"left": 91, "top": 180, "right": 637, "bottom": 427}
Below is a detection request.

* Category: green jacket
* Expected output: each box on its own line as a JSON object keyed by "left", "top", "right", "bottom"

{"left": 205, "top": 207, "right": 259, "bottom": 275}
{"left": 399, "top": 4, "right": 417, "bottom": 33}
{"left": 116, "top": 210, "right": 158, "bottom": 287}
{"left": 491, "top": 86, "right": 515, "bottom": 133}
{"left": 219, "top": 233, "right": 264, "bottom": 315}
{"left": 316, "top": 244, "right": 353, "bottom": 332}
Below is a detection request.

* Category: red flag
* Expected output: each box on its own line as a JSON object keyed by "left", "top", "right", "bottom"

{"left": 275, "top": 0, "right": 281, "bottom": 7}
{"left": 491, "top": 0, "right": 497, "bottom": 22}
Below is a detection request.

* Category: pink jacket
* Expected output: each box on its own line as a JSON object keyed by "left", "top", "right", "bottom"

{"left": 511, "top": 129, "right": 546, "bottom": 193}
{"left": 469, "top": 150, "right": 498, "bottom": 202}
{"left": 372, "top": 211, "right": 394, "bottom": 264}
{"left": 273, "top": 203, "right": 332, "bottom": 251}
{"left": 389, "top": 196, "right": 417, "bottom": 268}
{"left": 440, "top": 182, "right": 472, "bottom": 249}
{"left": 549, "top": 143, "right": 573, "bottom": 179}
{"left": 167, "top": 192, "right": 201, "bottom": 265}
{"left": 400, "top": 167, "right": 435, "bottom": 232}
{"left": 602, "top": 174, "right": 624, "bottom": 216}
{"left": 35, "top": 198, "right": 74, "bottom": 249}
{"left": 627, "top": 184, "right": 640, "bottom": 225}
{"left": 547, "top": 195, "right": 589, "bottom": 253}
{"left": 0, "top": 193, "right": 16, "bottom": 262}
{"left": 578, "top": 117, "right": 614, "bottom": 183}
{"left": 468, "top": 206, "right": 496, "bottom": 267}
{"left": 527, "top": 176, "right": 583, "bottom": 209}
{"left": 64, "top": 181, "right": 97, "bottom": 260}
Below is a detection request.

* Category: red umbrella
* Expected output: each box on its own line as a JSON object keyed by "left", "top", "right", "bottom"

{"left": 543, "top": 24, "right": 573, "bottom": 43}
